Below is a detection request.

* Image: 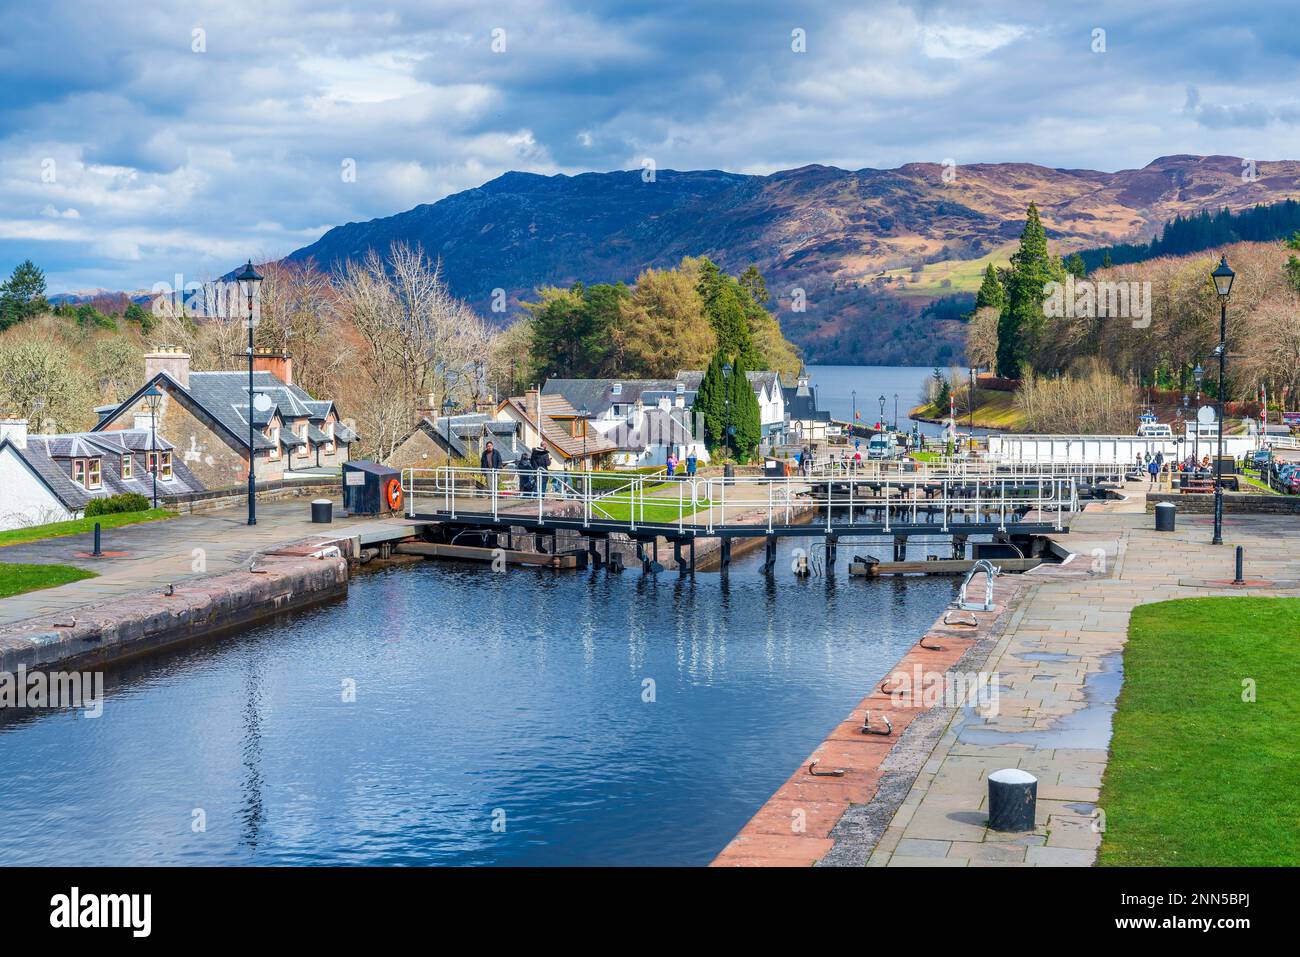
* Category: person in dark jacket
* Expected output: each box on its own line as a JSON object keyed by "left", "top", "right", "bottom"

{"left": 480, "top": 441, "right": 503, "bottom": 470}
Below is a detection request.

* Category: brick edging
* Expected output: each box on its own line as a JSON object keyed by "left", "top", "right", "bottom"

{"left": 707, "top": 539, "right": 1113, "bottom": 868}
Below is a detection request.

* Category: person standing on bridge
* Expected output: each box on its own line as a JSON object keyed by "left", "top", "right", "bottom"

{"left": 480, "top": 441, "right": 502, "bottom": 471}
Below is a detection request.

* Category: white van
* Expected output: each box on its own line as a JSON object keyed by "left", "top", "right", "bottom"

{"left": 867, "top": 434, "right": 898, "bottom": 460}
{"left": 1137, "top": 422, "right": 1173, "bottom": 438}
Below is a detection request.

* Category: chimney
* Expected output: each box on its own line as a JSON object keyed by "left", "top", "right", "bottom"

{"left": 525, "top": 387, "right": 543, "bottom": 438}
{"left": 417, "top": 393, "right": 438, "bottom": 420}
{"left": 252, "top": 348, "right": 292, "bottom": 386}
{"left": 0, "top": 418, "right": 28, "bottom": 450}
{"left": 144, "top": 346, "right": 191, "bottom": 388}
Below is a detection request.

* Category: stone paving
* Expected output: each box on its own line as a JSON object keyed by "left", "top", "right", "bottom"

{"left": 0, "top": 498, "right": 413, "bottom": 626}
{"left": 866, "top": 485, "right": 1300, "bottom": 867}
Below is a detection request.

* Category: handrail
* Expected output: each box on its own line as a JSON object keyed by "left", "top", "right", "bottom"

{"left": 399, "top": 465, "right": 1084, "bottom": 532}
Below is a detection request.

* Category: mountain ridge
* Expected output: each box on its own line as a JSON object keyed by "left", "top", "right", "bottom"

{"left": 285, "top": 154, "right": 1300, "bottom": 365}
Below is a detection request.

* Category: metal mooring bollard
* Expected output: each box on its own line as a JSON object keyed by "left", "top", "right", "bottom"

{"left": 92, "top": 522, "right": 102, "bottom": 557}
{"left": 1154, "top": 501, "right": 1175, "bottom": 532}
{"left": 988, "top": 768, "right": 1038, "bottom": 832}
{"left": 1234, "top": 545, "right": 1244, "bottom": 584}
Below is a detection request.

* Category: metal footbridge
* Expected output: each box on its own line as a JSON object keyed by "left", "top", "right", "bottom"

{"left": 400, "top": 463, "right": 1108, "bottom": 571}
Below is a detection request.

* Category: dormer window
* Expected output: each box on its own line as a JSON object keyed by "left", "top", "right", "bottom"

{"left": 87, "top": 458, "right": 102, "bottom": 489}
{"left": 147, "top": 451, "right": 173, "bottom": 480}
{"left": 611, "top": 383, "right": 622, "bottom": 396}
{"left": 72, "top": 458, "right": 86, "bottom": 486}
{"left": 121, "top": 454, "right": 133, "bottom": 479}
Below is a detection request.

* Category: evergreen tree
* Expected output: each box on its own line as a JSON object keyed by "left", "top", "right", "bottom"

{"left": 1064, "top": 252, "right": 1088, "bottom": 278}
{"left": 695, "top": 350, "right": 729, "bottom": 452}
{"left": 707, "top": 282, "right": 755, "bottom": 362}
{"left": 973, "top": 263, "right": 1005, "bottom": 312}
{"left": 1101, "top": 250, "right": 1113, "bottom": 269}
{"left": 738, "top": 264, "right": 769, "bottom": 305}
{"left": 0, "top": 259, "right": 49, "bottom": 329}
{"left": 727, "top": 352, "right": 762, "bottom": 461}
{"left": 996, "top": 203, "right": 1063, "bottom": 378}
{"left": 124, "top": 301, "right": 156, "bottom": 333}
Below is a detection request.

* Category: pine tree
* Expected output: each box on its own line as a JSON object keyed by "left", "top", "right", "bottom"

{"left": 996, "top": 203, "right": 1062, "bottom": 378}
{"left": 0, "top": 259, "right": 49, "bottom": 329}
{"left": 708, "top": 282, "right": 755, "bottom": 361}
{"left": 1064, "top": 252, "right": 1087, "bottom": 278}
{"left": 973, "top": 263, "right": 1005, "bottom": 312}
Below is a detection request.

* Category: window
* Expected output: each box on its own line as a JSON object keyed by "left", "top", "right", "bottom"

{"left": 611, "top": 383, "right": 622, "bottom": 396}
{"left": 147, "top": 451, "right": 173, "bottom": 480}
{"left": 325, "top": 421, "right": 335, "bottom": 454}
{"left": 72, "top": 459, "right": 86, "bottom": 486}
{"left": 121, "top": 454, "right": 132, "bottom": 479}
{"left": 267, "top": 427, "right": 280, "bottom": 460}
{"left": 87, "top": 458, "right": 102, "bottom": 490}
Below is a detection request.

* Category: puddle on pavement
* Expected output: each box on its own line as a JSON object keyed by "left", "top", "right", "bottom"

{"left": 958, "top": 652, "right": 1123, "bottom": 750}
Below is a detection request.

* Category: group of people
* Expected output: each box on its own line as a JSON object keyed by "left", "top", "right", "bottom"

{"left": 480, "top": 440, "right": 560, "bottom": 495}
{"left": 664, "top": 452, "right": 698, "bottom": 477}
{"left": 1136, "top": 449, "right": 1213, "bottom": 484}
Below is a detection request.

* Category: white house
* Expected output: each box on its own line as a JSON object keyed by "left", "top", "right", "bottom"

{"left": 675, "top": 369, "right": 786, "bottom": 441}
{"left": 0, "top": 418, "right": 205, "bottom": 531}
{"left": 543, "top": 379, "right": 710, "bottom": 467}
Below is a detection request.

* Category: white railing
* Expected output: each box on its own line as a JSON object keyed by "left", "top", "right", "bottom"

{"left": 401, "top": 466, "right": 1083, "bottom": 534}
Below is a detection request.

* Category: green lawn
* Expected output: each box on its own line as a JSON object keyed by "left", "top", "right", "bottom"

{"left": 910, "top": 389, "right": 1028, "bottom": 430}
{"left": 1098, "top": 597, "right": 1300, "bottom": 866}
{"left": 590, "top": 482, "right": 712, "bottom": 523}
{"left": 0, "top": 562, "right": 97, "bottom": 599}
{"left": 0, "top": 509, "right": 173, "bottom": 548}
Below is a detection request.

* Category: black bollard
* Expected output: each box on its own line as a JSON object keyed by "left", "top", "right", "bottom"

{"left": 988, "top": 768, "right": 1037, "bottom": 832}
{"left": 1154, "top": 501, "right": 1175, "bottom": 532}
{"left": 1234, "top": 545, "right": 1244, "bottom": 584}
{"left": 92, "top": 522, "right": 102, "bottom": 557}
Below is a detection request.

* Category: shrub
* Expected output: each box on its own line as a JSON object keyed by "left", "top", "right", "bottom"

{"left": 85, "top": 493, "right": 151, "bottom": 516}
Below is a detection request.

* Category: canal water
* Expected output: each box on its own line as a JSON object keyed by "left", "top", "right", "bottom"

{"left": 0, "top": 544, "right": 957, "bottom": 866}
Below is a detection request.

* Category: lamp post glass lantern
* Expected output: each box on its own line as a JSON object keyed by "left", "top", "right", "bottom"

{"left": 235, "top": 260, "right": 264, "bottom": 526}
{"left": 142, "top": 385, "right": 163, "bottom": 509}
{"left": 443, "top": 399, "right": 455, "bottom": 467}
{"left": 1210, "top": 256, "right": 1234, "bottom": 545}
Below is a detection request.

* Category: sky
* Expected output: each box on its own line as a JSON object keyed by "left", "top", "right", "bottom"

{"left": 3, "top": 0, "right": 1300, "bottom": 293}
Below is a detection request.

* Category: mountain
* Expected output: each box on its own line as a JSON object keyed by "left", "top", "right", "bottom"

{"left": 286, "top": 154, "right": 1300, "bottom": 365}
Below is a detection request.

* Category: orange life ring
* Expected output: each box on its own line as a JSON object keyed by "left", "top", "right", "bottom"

{"left": 385, "top": 478, "right": 403, "bottom": 511}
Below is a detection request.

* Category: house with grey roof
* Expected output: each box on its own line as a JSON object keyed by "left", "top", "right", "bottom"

{"left": 91, "top": 347, "right": 356, "bottom": 491}
{"left": 674, "top": 368, "right": 787, "bottom": 441}
{"left": 542, "top": 378, "right": 707, "bottom": 468}
{"left": 387, "top": 411, "right": 524, "bottom": 472}
{"left": 783, "top": 370, "right": 833, "bottom": 444}
{"left": 0, "top": 418, "right": 204, "bottom": 530}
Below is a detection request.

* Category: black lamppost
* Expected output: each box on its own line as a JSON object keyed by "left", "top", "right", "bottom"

{"left": 893, "top": 393, "right": 899, "bottom": 431}
{"left": 443, "top": 398, "right": 455, "bottom": 467}
{"left": 1210, "top": 256, "right": 1235, "bottom": 545}
{"left": 142, "top": 385, "right": 162, "bottom": 508}
{"left": 878, "top": 394, "right": 886, "bottom": 430}
{"left": 723, "top": 362, "right": 733, "bottom": 459}
{"left": 1193, "top": 363, "right": 1204, "bottom": 467}
{"left": 851, "top": 389, "right": 857, "bottom": 430}
{"left": 235, "top": 260, "right": 263, "bottom": 526}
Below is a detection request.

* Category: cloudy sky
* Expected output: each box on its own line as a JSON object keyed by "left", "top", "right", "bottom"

{"left": 3, "top": 0, "right": 1299, "bottom": 293}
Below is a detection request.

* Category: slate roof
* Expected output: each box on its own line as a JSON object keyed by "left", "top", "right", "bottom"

{"left": 407, "top": 413, "right": 524, "bottom": 462}
{"left": 783, "top": 382, "right": 831, "bottom": 422}
{"left": 94, "top": 369, "right": 356, "bottom": 456}
{"left": 675, "top": 369, "right": 782, "bottom": 397}
{"left": 602, "top": 408, "right": 700, "bottom": 452}
{"left": 544, "top": 378, "right": 694, "bottom": 416}
{"left": 7, "top": 429, "right": 203, "bottom": 511}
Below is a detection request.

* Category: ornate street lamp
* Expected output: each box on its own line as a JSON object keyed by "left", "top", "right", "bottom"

{"left": 878, "top": 394, "right": 886, "bottom": 430}
{"left": 443, "top": 398, "right": 455, "bottom": 467}
{"left": 1210, "top": 256, "right": 1235, "bottom": 545}
{"left": 723, "top": 362, "right": 733, "bottom": 460}
{"left": 142, "top": 385, "right": 163, "bottom": 509}
{"left": 1193, "top": 363, "right": 1204, "bottom": 467}
{"left": 235, "top": 260, "right": 263, "bottom": 526}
